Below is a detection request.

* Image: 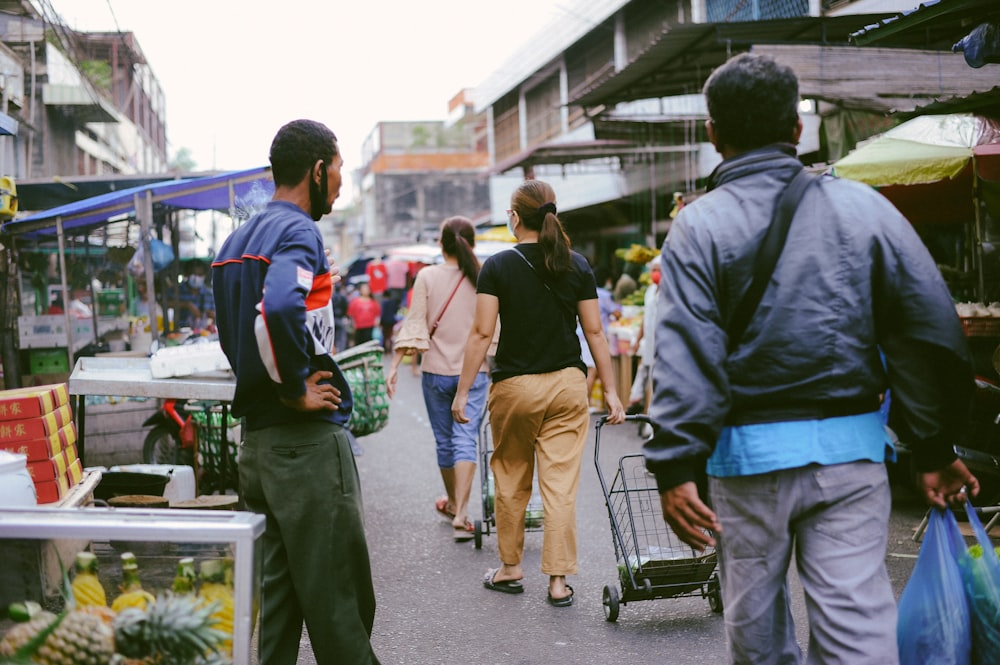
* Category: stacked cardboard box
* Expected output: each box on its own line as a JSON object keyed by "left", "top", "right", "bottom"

{"left": 0, "top": 383, "right": 79, "bottom": 504}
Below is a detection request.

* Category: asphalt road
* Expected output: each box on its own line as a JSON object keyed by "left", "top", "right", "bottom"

{"left": 290, "top": 365, "right": 937, "bottom": 665}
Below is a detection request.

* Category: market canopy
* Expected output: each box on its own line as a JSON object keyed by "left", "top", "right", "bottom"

{"left": 0, "top": 166, "right": 274, "bottom": 240}
{"left": 831, "top": 113, "right": 1000, "bottom": 224}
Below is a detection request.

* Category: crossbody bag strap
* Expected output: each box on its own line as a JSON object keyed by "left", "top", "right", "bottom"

{"left": 429, "top": 273, "right": 465, "bottom": 339}
{"left": 510, "top": 247, "right": 577, "bottom": 318}
{"left": 727, "top": 168, "right": 817, "bottom": 354}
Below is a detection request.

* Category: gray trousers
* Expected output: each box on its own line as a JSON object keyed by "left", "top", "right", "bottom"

{"left": 709, "top": 461, "right": 898, "bottom": 665}
{"left": 241, "top": 421, "right": 380, "bottom": 665}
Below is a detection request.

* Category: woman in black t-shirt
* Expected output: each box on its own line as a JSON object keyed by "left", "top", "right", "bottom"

{"left": 453, "top": 179, "right": 625, "bottom": 607}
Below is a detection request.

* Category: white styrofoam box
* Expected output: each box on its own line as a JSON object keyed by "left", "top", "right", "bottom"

{"left": 18, "top": 315, "right": 132, "bottom": 351}
{"left": 149, "top": 340, "right": 232, "bottom": 379}
{"left": 110, "top": 463, "right": 196, "bottom": 503}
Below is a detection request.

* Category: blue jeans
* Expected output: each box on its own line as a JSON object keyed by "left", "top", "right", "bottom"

{"left": 422, "top": 371, "right": 488, "bottom": 468}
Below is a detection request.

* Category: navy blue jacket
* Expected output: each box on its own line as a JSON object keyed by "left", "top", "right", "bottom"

{"left": 212, "top": 201, "right": 353, "bottom": 431}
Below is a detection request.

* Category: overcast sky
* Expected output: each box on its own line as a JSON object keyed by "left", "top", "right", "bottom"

{"left": 56, "top": 0, "right": 572, "bottom": 205}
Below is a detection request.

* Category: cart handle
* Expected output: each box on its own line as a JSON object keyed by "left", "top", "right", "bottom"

{"left": 594, "top": 414, "right": 653, "bottom": 461}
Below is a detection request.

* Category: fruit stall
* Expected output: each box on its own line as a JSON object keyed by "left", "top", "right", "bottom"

{"left": 0, "top": 506, "right": 263, "bottom": 664}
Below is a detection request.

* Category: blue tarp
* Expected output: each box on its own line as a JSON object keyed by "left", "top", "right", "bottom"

{"left": 0, "top": 166, "right": 273, "bottom": 239}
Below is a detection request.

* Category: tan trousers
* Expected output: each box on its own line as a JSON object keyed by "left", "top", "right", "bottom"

{"left": 487, "top": 367, "right": 589, "bottom": 576}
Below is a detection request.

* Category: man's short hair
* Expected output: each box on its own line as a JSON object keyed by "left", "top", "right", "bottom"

{"left": 704, "top": 53, "right": 799, "bottom": 152}
{"left": 269, "top": 119, "right": 339, "bottom": 187}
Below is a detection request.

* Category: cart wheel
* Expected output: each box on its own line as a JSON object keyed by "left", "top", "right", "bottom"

{"left": 603, "top": 585, "right": 620, "bottom": 622}
{"left": 474, "top": 519, "right": 483, "bottom": 550}
{"left": 641, "top": 577, "right": 653, "bottom": 597}
{"left": 708, "top": 577, "right": 724, "bottom": 614}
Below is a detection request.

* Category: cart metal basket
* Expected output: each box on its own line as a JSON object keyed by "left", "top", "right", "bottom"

{"left": 473, "top": 408, "right": 544, "bottom": 549}
{"left": 594, "top": 414, "right": 722, "bottom": 622}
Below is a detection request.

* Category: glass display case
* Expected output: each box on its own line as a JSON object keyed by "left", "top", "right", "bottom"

{"left": 0, "top": 505, "right": 264, "bottom": 663}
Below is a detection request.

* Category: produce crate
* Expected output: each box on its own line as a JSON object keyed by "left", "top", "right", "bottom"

{"left": 961, "top": 317, "right": 1000, "bottom": 338}
{"left": 28, "top": 348, "right": 70, "bottom": 375}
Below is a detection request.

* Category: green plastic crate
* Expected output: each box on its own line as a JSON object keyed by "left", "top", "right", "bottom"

{"left": 29, "top": 348, "right": 69, "bottom": 374}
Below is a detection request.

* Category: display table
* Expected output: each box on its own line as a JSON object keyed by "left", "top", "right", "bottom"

{"left": 68, "top": 356, "right": 236, "bottom": 491}
{"left": 0, "top": 506, "right": 265, "bottom": 664}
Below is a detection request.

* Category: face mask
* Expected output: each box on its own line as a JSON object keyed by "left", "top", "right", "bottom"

{"left": 188, "top": 275, "right": 205, "bottom": 289}
{"left": 507, "top": 210, "right": 517, "bottom": 239}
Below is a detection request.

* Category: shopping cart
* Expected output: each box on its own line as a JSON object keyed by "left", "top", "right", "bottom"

{"left": 473, "top": 408, "right": 545, "bottom": 550}
{"left": 594, "top": 414, "right": 722, "bottom": 622}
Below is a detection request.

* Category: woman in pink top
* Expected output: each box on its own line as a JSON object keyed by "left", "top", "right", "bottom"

{"left": 387, "top": 216, "right": 493, "bottom": 541}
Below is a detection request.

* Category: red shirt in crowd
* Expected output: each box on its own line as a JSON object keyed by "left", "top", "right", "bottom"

{"left": 366, "top": 260, "right": 388, "bottom": 295}
{"left": 347, "top": 296, "right": 381, "bottom": 330}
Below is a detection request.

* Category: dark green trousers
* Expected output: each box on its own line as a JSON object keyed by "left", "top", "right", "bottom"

{"left": 241, "top": 421, "right": 379, "bottom": 665}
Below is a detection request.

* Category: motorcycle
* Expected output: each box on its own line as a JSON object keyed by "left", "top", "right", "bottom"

{"left": 141, "top": 398, "right": 198, "bottom": 466}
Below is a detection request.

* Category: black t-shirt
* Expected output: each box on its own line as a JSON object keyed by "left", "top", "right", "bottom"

{"left": 477, "top": 244, "right": 597, "bottom": 382}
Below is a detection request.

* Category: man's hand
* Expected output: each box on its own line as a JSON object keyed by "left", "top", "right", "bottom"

{"left": 325, "top": 248, "right": 343, "bottom": 286}
{"left": 918, "top": 458, "right": 980, "bottom": 509}
{"left": 279, "top": 370, "right": 340, "bottom": 412}
{"left": 659, "top": 481, "right": 721, "bottom": 551}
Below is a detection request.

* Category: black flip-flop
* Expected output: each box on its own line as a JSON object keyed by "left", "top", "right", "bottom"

{"left": 547, "top": 585, "right": 574, "bottom": 607}
{"left": 483, "top": 568, "right": 524, "bottom": 594}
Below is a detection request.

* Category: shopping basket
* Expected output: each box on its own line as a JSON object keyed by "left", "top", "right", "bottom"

{"left": 474, "top": 407, "right": 544, "bottom": 549}
{"left": 189, "top": 402, "right": 241, "bottom": 495}
{"left": 594, "top": 414, "right": 722, "bottom": 622}
{"left": 333, "top": 340, "right": 390, "bottom": 437}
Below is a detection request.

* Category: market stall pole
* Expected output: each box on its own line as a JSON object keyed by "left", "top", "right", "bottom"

{"left": 68, "top": 356, "right": 236, "bottom": 494}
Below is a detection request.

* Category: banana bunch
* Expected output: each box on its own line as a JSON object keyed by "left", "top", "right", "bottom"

{"left": 616, "top": 244, "right": 658, "bottom": 266}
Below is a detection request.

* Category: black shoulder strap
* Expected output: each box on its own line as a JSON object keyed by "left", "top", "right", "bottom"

{"left": 510, "top": 247, "right": 577, "bottom": 318}
{"left": 727, "top": 168, "right": 817, "bottom": 353}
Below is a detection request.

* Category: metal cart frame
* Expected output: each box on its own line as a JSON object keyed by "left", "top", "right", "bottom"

{"left": 594, "top": 414, "right": 722, "bottom": 622}
{"left": 473, "top": 408, "right": 544, "bottom": 549}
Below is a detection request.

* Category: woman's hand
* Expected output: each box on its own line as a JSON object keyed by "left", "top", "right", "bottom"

{"left": 603, "top": 391, "right": 626, "bottom": 424}
{"left": 452, "top": 391, "right": 470, "bottom": 424}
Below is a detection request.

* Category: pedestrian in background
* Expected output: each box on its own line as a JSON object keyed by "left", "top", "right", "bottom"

{"left": 386, "top": 215, "right": 494, "bottom": 541}
{"left": 452, "top": 179, "right": 625, "bottom": 607}
{"left": 212, "top": 119, "right": 380, "bottom": 665}
{"left": 626, "top": 263, "right": 660, "bottom": 418}
{"left": 347, "top": 281, "right": 381, "bottom": 345}
{"left": 644, "top": 53, "right": 978, "bottom": 665}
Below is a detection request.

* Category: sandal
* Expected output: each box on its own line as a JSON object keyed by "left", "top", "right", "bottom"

{"left": 483, "top": 568, "right": 524, "bottom": 594}
{"left": 547, "top": 585, "right": 574, "bottom": 607}
{"left": 454, "top": 520, "right": 474, "bottom": 542}
{"left": 434, "top": 496, "right": 455, "bottom": 521}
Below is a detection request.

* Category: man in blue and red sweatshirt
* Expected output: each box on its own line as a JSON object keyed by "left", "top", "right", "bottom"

{"left": 212, "top": 119, "right": 380, "bottom": 665}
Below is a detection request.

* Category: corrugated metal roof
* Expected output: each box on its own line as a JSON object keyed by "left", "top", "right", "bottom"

{"left": 568, "top": 13, "right": 903, "bottom": 108}
{"left": 848, "top": 0, "right": 999, "bottom": 47}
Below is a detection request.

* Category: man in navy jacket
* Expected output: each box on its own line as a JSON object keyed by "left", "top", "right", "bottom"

{"left": 213, "top": 119, "right": 380, "bottom": 665}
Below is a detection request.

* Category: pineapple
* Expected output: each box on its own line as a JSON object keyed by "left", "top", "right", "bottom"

{"left": 172, "top": 557, "right": 197, "bottom": 596}
{"left": 0, "top": 610, "right": 58, "bottom": 658}
{"left": 34, "top": 609, "right": 115, "bottom": 665}
{"left": 110, "top": 552, "right": 155, "bottom": 614}
{"left": 197, "top": 559, "right": 234, "bottom": 655}
{"left": 0, "top": 609, "right": 115, "bottom": 665}
{"left": 113, "top": 592, "right": 228, "bottom": 663}
{"left": 70, "top": 551, "right": 107, "bottom": 608}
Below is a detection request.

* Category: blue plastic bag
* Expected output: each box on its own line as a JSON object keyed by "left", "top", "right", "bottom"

{"left": 897, "top": 506, "right": 971, "bottom": 665}
{"left": 959, "top": 501, "right": 1000, "bottom": 665}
